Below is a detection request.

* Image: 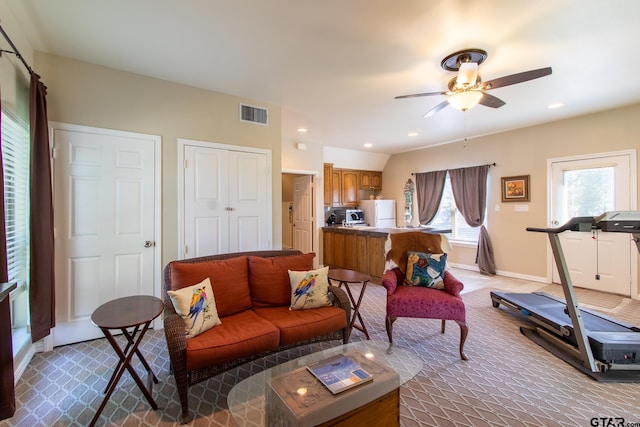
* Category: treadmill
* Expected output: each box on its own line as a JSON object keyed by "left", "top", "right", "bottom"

{"left": 490, "top": 211, "right": 640, "bottom": 381}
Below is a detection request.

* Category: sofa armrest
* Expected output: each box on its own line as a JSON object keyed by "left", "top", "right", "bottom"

{"left": 164, "top": 312, "right": 187, "bottom": 370}
{"left": 443, "top": 270, "right": 464, "bottom": 297}
{"left": 381, "top": 268, "right": 403, "bottom": 295}
{"left": 328, "top": 285, "right": 351, "bottom": 326}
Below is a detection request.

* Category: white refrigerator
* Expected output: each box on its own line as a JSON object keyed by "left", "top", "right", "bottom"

{"left": 359, "top": 200, "right": 396, "bottom": 228}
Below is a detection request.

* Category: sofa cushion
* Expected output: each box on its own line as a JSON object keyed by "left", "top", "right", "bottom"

{"left": 405, "top": 252, "right": 447, "bottom": 289}
{"left": 167, "top": 277, "right": 222, "bottom": 338}
{"left": 168, "top": 255, "right": 251, "bottom": 318}
{"left": 248, "top": 253, "right": 315, "bottom": 307}
{"left": 254, "top": 306, "right": 346, "bottom": 346}
{"left": 288, "top": 266, "right": 332, "bottom": 310}
{"left": 185, "top": 309, "right": 279, "bottom": 371}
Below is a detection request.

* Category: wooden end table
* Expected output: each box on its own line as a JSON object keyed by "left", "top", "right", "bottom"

{"left": 89, "top": 295, "right": 163, "bottom": 426}
{"left": 328, "top": 269, "right": 371, "bottom": 340}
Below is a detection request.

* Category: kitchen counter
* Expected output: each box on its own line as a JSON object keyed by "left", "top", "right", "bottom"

{"left": 322, "top": 226, "right": 451, "bottom": 280}
{"left": 322, "top": 225, "right": 451, "bottom": 237}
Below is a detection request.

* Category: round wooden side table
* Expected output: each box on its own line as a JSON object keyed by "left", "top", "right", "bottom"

{"left": 89, "top": 295, "right": 163, "bottom": 426}
{"left": 328, "top": 269, "right": 371, "bottom": 340}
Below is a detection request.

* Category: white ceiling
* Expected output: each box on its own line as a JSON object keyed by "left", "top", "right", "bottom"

{"left": 5, "top": 0, "right": 640, "bottom": 154}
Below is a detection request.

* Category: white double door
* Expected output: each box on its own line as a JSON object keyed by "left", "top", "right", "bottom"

{"left": 180, "top": 140, "right": 272, "bottom": 258}
{"left": 52, "top": 124, "right": 161, "bottom": 347}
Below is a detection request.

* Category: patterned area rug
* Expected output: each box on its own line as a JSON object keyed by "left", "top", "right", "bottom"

{"left": 5, "top": 284, "right": 640, "bottom": 426}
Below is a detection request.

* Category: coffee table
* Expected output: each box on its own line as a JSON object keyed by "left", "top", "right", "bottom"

{"left": 227, "top": 340, "right": 422, "bottom": 426}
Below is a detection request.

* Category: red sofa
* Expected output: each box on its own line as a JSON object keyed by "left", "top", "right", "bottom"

{"left": 163, "top": 250, "right": 351, "bottom": 423}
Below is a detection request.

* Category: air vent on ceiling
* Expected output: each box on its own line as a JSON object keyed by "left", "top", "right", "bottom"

{"left": 240, "top": 103, "right": 268, "bottom": 126}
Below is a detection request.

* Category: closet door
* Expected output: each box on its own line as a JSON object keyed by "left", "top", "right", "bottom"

{"left": 181, "top": 140, "right": 272, "bottom": 258}
{"left": 183, "top": 145, "right": 230, "bottom": 257}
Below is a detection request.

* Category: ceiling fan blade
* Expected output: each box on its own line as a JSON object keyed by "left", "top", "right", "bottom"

{"left": 478, "top": 93, "right": 506, "bottom": 108}
{"left": 482, "top": 67, "right": 552, "bottom": 90}
{"left": 424, "top": 100, "right": 450, "bottom": 117}
{"left": 395, "top": 90, "right": 447, "bottom": 100}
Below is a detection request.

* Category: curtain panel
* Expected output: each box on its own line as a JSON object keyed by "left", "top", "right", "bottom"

{"left": 29, "top": 74, "right": 55, "bottom": 342}
{"left": 449, "top": 165, "right": 496, "bottom": 275}
{"left": 415, "top": 170, "right": 447, "bottom": 225}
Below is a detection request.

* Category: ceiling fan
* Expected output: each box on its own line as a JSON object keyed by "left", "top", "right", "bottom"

{"left": 395, "top": 48, "right": 552, "bottom": 117}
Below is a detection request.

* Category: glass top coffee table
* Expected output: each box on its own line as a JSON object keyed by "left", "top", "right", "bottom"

{"left": 227, "top": 340, "right": 423, "bottom": 426}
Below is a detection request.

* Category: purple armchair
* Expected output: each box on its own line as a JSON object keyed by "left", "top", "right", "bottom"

{"left": 381, "top": 267, "right": 468, "bottom": 360}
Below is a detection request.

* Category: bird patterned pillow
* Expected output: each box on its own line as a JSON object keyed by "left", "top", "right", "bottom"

{"left": 167, "top": 277, "right": 222, "bottom": 338}
{"left": 288, "top": 266, "right": 332, "bottom": 310}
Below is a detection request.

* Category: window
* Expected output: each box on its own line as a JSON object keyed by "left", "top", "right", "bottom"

{"left": 1, "top": 109, "right": 31, "bottom": 354}
{"left": 428, "top": 174, "right": 480, "bottom": 243}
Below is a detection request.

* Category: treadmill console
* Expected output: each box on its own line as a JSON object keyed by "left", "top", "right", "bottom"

{"left": 596, "top": 211, "right": 640, "bottom": 232}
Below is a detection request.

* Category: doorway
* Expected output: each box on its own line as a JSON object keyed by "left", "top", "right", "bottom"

{"left": 282, "top": 172, "right": 315, "bottom": 254}
{"left": 51, "top": 123, "right": 161, "bottom": 347}
{"left": 548, "top": 149, "right": 637, "bottom": 296}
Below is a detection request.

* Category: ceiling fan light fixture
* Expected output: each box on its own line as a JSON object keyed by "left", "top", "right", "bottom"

{"left": 448, "top": 91, "right": 483, "bottom": 112}
{"left": 456, "top": 62, "right": 478, "bottom": 88}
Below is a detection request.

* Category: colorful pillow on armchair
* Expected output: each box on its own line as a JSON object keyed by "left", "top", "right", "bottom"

{"left": 405, "top": 251, "right": 447, "bottom": 289}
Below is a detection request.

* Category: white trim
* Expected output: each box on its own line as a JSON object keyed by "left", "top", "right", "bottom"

{"left": 282, "top": 168, "right": 319, "bottom": 176}
{"left": 449, "top": 261, "right": 548, "bottom": 283}
{"left": 177, "top": 138, "right": 273, "bottom": 259}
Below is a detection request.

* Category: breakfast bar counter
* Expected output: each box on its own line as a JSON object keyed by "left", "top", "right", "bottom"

{"left": 322, "top": 226, "right": 450, "bottom": 281}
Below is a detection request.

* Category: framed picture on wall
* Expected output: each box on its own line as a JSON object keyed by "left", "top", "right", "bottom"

{"left": 501, "top": 175, "right": 530, "bottom": 202}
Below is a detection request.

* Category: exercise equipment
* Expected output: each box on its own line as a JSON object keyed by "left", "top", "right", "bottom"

{"left": 491, "top": 211, "right": 640, "bottom": 380}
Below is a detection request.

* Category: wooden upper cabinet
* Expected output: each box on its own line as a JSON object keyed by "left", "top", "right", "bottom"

{"left": 340, "top": 169, "right": 359, "bottom": 207}
{"left": 331, "top": 169, "right": 342, "bottom": 206}
{"left": 323, "top": 163, "right": 333, "bottom": 207}
{"left": 360, "top": 170, "right": 382, "bottom": 190}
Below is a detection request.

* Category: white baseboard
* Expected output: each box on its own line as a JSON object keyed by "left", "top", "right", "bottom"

{"left": 448, "top": 262, "right": 548, "bottom": 284}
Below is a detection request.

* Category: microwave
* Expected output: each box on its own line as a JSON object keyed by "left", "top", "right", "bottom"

{"left": 345, "top": 209, "right": 365, "bottom": 224}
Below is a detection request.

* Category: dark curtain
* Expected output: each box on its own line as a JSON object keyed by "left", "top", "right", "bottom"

{"left": 29, "top": 73, "right": 55, "bottom": 342}
{"left": 449, "top": 165, "right": 496, "bottom": 275}
{"left": 0, "top": 86, "right": 16, "bottom": 420}
{"left": 415, "top": 170, "right": 447, "bottom": 225}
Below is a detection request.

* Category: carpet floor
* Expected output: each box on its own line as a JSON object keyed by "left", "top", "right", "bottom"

{"left": 3, "top": 270, "right": 640, "bottom": 426}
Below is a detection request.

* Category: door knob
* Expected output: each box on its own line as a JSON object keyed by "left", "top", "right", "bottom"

{"left": 144, "top": 240, "right": 155, "bottom": 248}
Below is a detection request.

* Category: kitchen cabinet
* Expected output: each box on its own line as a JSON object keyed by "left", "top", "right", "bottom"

{"left": 323, "top": 163, "right": 333, "bottom": 207}
{"left": 328, "top": 168, "right": 359, "bottom": 207}
{"left": 322, "top": 228, "right": 387, "bottom": 280}
{"left": 360, "top": 170, "right": 382, "bottom": 190}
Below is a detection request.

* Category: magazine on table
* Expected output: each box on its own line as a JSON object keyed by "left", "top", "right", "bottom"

{"left": 306, "top": 353, "right": 373, "bottom": 394}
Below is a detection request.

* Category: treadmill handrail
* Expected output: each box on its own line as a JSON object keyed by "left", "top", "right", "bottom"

{"left": 526, "top": 216, "right": 596, "bottom": 234}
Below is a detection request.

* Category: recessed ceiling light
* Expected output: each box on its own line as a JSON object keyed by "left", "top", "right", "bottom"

{"left": 297, "top": 127, "right": 308, "bottom": 132}
{"left": 408, "top": 132, "right": 418, "bottom": 137}
{"left": 548, "top": 102, "right": 564, "bottom": 109}
{"left": 363, "top": 143, "right": 373, "bottom": 148}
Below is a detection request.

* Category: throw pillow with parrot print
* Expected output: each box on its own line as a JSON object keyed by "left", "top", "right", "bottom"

{"left": 288, "top": 266, "right": 332, "bottom": 310}
{"left": 168, "top": 277, "right": 222, "bottom": 338}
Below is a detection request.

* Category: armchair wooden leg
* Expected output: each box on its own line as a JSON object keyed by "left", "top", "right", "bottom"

{"left": 456, "top": 320, "right": 469, "bottom": 361}
{"left": 385, "top": 316, "right": 396, "bottom": 343}
{"left": 441, "top": 319, "right": 446, "bottom": 334}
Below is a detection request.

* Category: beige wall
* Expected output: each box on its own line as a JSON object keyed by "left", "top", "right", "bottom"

{"left": 383, "top": 104, "right": 640, "bottom": 287}
{"left": 34, "top": 52, "right": 283, "bottom": 267}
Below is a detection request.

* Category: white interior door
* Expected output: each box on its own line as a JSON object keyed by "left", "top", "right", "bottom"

{"left": 52, "top": 125, "right": 160, "bottom": 346}
{"left": 228, "top": 151, "right": 270, "bottom": 252}
{"left": 183, "top": 145, "right": 229, "bottom": 257}
{"left": 549, "top": 151, "right": 636, "bottom": 295}
{"left": 181, "top": 140, "right": 272, "bottom": 258}
{"left": 293, "top": 175, "right": 313, "bottom": 253}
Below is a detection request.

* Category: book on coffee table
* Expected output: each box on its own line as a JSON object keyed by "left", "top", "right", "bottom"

{"left": 306, "top": 354, "right": 373, "bottom": 394}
